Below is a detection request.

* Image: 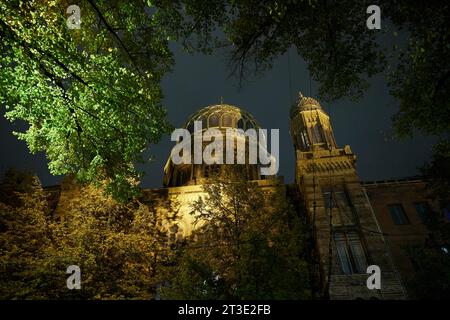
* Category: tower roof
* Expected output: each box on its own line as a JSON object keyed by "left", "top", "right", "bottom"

{"left": 290, "top": 92, "right": 323, "bottom": 118}
{"left": 184, "top": 103, "right": 259, "bottom": 132}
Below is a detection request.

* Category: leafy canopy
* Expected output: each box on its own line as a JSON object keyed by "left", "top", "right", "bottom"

{"left": 155, "top": 0, "right": 449, "bottom": 140}
{"left": 154, "top": 0, "right": 450, "bottom": 205}
{"left": 0, "top": 169, "right": 179, "bottom": 299}
{"left": 1, "top": 0, "right": 449, "bottom": 201}
{"left": 161, "top": 168, "right": 312, "bottom": 299}
{"left": 0, "top": 0, "right": 175, "bottom": 200}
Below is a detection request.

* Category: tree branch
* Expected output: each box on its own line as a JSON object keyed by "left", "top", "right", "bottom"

{"left": 85, "top": 0, "right": 144, "bottom": 78}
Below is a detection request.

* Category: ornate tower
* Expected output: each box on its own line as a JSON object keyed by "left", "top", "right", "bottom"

{"left": 290, "top": 93, "right": 406, "bottom": 299}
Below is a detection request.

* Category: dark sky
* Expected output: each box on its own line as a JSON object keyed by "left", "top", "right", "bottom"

{"left": 0, "top": 42, "right": 436, "bottom": 188}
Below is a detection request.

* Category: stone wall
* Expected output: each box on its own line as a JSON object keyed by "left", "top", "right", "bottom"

{"left": 295, "top": 147, "right": 406, "bottom": 299}
{"left": 363, "top": 179, "right": 439, "bottom": 295}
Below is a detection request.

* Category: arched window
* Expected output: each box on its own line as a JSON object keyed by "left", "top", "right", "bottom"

{"left": 300, "top": 130, "right": 310, "bottom": 149}
{"left": 311, "top": 124, "right": 324, "bottom": 144}
{"left": 177, "top": 169, "right": 190, "bottom": 186}
{"left": 222, "top": 114, "right": 233, "bottom": 127}
{"left": 209, "top": 114, "right": 220, "bottom": 127}
{"left": 237, "top": 118, "right": 245, "bottom": 129}
{"left": 334, "top": 231, "right": 367, "bottom": 274}
{"left": 187, "top": 122, "right": 194, "bottom": 133}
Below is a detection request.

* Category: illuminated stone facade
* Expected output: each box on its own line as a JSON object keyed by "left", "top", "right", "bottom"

{"left": 290, "top": 93, "right": 405, "bottom": 299}
{"left": 50, "top": 95, "right": 442, "bottom": 299}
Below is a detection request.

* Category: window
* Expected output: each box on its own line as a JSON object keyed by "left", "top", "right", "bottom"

{"left": 334, "top": 192, "right": 349, "bottom": 209}
{"left": 414, "top": 202, "right": 430, "bottom": 223}
{"left": 388, "top": 204, "right": 409, "bottom": 225}
{"left": 322, "top": 128, "right": 330, "bottom": 146}
{"left": 204, "top": 165, "right": 210, "bottom": 178}
{"left": 300, "top": 130, "right": 310, "bottom": 149}
{"left": 237, "top": 118, "right": 245, "bottom": 129}
{"left": 322, "top": 189, "right": 355, "bottom": 226}
{"left": 445, "top": 207, "right": 450, "bottom": 222}
{"left": 204, "top": 165, "right": 220, "bottom": 178}
{"left": 222, "top": 114, "right": 233, "bottom": 127}
{"left": 348, "top": 236, "right": 367, "bottom": 273}
{"left": 335, "top": 234, "right": 352, "bottom": 274}
{"left": 209, "top": 114, "right": 220, "bottom": 127}
{"left": 310, "top": 124, "right": 324, "bottom": 144}
{"left": 323, "top": 191, "right": 341, "bottom": 225}
{"left": 177, "top": 171, "right": 184, "bottom": 186}
{"left": 334, "top": 232, "right": 367, "bottom": 274}
{"left": 177, "top": 170, "right": 190, "bottom": 186}
{"left": 323, "top": 191, "right": 335, "bottom": 209}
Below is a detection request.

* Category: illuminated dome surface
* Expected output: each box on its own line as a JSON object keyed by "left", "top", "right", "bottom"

{"left": 163, "top": 104, "right": 269, "bottom": 187}
{"left": 184, "top": 104, "right": 260, "bottom": 132}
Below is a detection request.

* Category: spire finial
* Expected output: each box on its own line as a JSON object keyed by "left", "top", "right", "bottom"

{"left": 220, "top": 96, "right": 224, "bottom": 104}
{"left": 297, "top": 91, "right": 304, "bottom": 104}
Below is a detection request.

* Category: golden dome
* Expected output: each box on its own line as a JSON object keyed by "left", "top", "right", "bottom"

{"left": 184, "top": 104, "right": 260, "bottom": 132}
{"left": 163, "top": 103, "right": 266, "bottom": 187}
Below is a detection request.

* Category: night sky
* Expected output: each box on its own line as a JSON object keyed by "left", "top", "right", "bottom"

{"left": 0, "top": 42, "right": 436, "bottom": 189}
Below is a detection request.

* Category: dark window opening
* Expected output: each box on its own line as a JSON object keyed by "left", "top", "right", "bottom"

{"left": 323, "top": 191, "right": 335, "bottom": 209}
{"left": 178, "top": 170, "right": 189, "bottom": 186}
{"left": 204, "top": 165, "right": 220, "bottom": 178}
{"left": 300, "top": 130, "right": 310, "bottom": 149}
{"left": 311, "top": 124, "right": 324, "bottom": 144}
{"left": 414, "top": 202, "right": 431, "bottom": 223}
{"left": 187, "top": 122, "right": 194, "bottom": 133}
{"left": 334, "top": 232, "right": 367, "bottom": 274}
{"left": 237, "top": 118, "right": 245, "bottom": 129}
{"left": 247, "top": 121, "right": 255, "bottom": 130}
{"left": 209, "top": 114, "right": 220, "bottom": 127}
{"left": 323, "top": 189, "right": 355, "bottom": 226}
{"left": 388, "top": 204, "right": 410, "bottom": 225}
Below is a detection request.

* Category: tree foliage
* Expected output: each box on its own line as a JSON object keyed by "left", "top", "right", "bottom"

{"left": 154, "top": 0, "right": 449, "bottom": 139}
{"left": 0, "top": 168, "right": 312, "bottom": 299}
{"left": 153, "top": 0, "right": 450, "bottom": 204}
{"left": 385, "top": 1, "right": 450, "bottom": 138}
{"left": 0, "top": 0, "right": 174, "bottom": 200}
{"left": 0, "top": 169, "right": 54, "bottom": 299}
{"left": 421, "top": 141, "right": 450, "bottom": 209}
{"left": 160, "top": 168, "right": 312, "bottom": 299}
{"left": 405, "top": 202, "right": 450, "bottom": 299}
{"left": 2, "top": 1, "right": 448, "bottom": 202}
{"left": 406, "top": 245, "right": 450, "bottom": 299}
{"left": 155, "top": 0, "right": 385, "bottom": 101}
{"left": 0, "top": 169, "right": 179, "bottom": 299}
